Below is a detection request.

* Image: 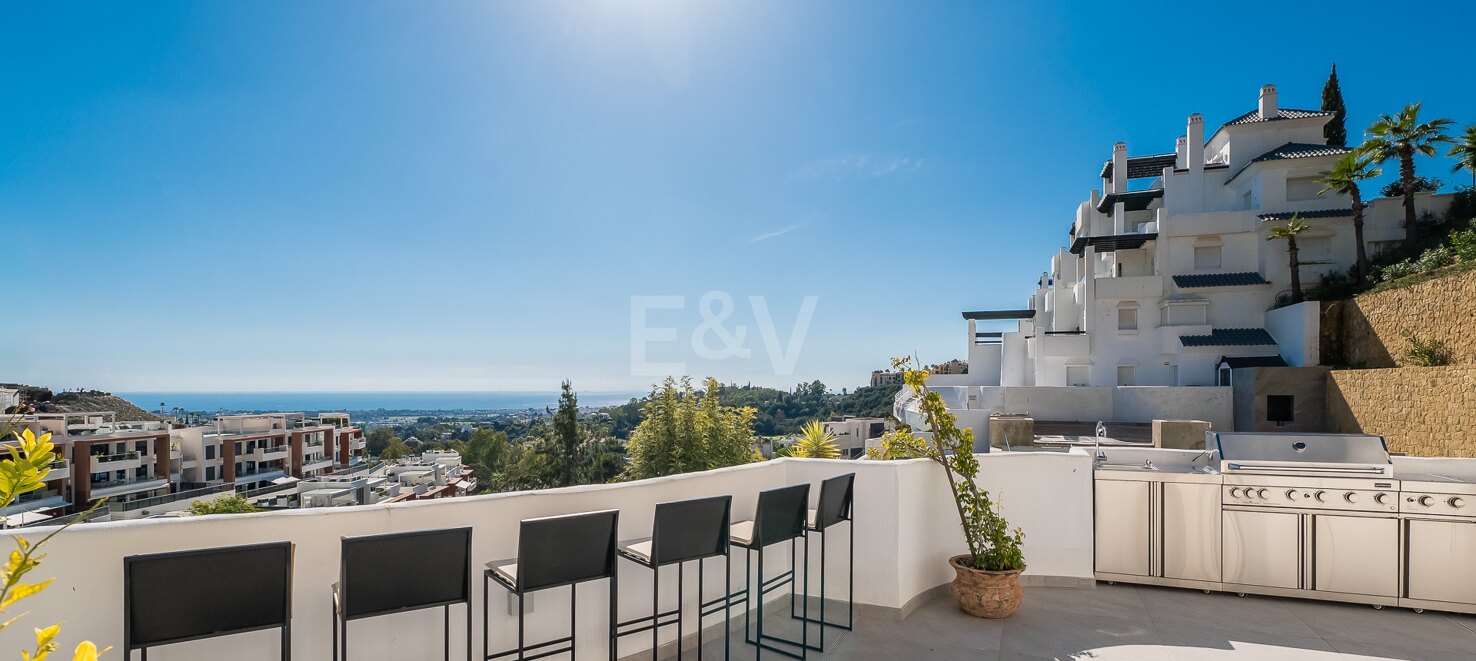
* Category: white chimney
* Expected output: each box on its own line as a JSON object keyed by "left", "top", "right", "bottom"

{"left": 1111, "top": 142, "right": 1128, "bottom": 193}
{"left": 1175, "top": 136, "right": 1188, "bottom": 169}
{"left": 1186, "top": 114, "right": 1205, "bottom": 173}
{"left": 1259, "top": 84, "right": 1278, "bottom": 119}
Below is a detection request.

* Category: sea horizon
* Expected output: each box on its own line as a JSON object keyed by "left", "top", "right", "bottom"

{"left": 117, "top": 390, "right": 647, "bottom": 414}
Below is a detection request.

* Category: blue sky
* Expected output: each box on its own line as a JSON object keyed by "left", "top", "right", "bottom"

{"left": 4, "top": 1, "right": 1473, "bottom": 392}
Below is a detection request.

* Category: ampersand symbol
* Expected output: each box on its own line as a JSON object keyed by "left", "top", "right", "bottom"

{"left": 691, "top": 291, "right": 750, "bottom": 359}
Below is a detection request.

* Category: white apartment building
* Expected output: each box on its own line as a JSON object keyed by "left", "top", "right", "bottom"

{"left": 822, "top": 417, "right": 893, "bottom": 459}
{"left": 2, "top": 412, "right": 173, "bottom": 514}
{"left": 960, "top": 84, "right": 1454, "bottom": 389}
{"left": 175, "top": 413, "right": 359, "bottom": 490}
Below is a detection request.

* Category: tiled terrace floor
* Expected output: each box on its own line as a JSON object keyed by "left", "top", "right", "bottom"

{"left": 693, "top": 583, "right": 1476, "bottom": 660}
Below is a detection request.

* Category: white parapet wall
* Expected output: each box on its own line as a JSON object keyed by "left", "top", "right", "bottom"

{"left": 906, "top": 385, "right": 1234, "bottom": 439}
{"left": 1264, "top": 300, "right": 1320, "bottom": 367}
{"left": 2, "top": 453, "right": 1093, "bottom": 661}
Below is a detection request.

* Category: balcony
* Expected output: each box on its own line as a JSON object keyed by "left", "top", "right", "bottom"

{"left": 248, "top": 445, "right": 291, "bottom": 462}
{"left": 45, "top": 459, "right": 70, "bottom": 481}
{"left": 1036, "top": 331, "right": 1090, "bottom": 357}
{"left": 90, "top": 451, "right": 141, "bottom": 471}
{"left": 1094, "top": 274, "right": 1163, "bottom": 300}
{"left": 2, "top": 488, "right": 68, "bottom": 515}
{"left": 88, "top": 476, "right": 169, "bottom": 499}
{"left": 235, "top": 466, "right": 287, "bottom": 484}
{"left": 302, "top": 457, "right": 334, "bottom": 473}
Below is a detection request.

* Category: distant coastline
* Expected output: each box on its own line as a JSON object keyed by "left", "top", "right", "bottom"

{"left": 117, "top": 391, "right": 645, "bottom": 414}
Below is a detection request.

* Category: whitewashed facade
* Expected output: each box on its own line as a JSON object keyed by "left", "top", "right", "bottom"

{"left": 962, "top": 84, "right": 1453, "bottom": 388}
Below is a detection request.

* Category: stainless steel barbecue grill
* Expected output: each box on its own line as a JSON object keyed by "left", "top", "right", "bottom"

{"left": 1215, "top": 432, "right": 1394, "bottom": 478}
{"left": 1209, "top": 432, "right": 1401, "bottom": 608}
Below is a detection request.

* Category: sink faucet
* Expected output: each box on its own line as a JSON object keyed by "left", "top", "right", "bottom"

{"left": 1094, "top": 421, "right": 1108, "bottom": 465}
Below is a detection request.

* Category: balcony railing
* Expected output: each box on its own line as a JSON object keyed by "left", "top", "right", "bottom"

{"left": 91, "top": 451, "right": 139, "bottom": 464}
{"left": 109, "top": 483, "right": 235, "bottom": 513}
{"left": 88, "top": 476, "right": 169, "bottom": 498}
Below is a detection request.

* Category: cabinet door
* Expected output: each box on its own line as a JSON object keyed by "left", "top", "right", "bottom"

{"left": 1313, "top": 515, "right": 1398, "bottom": 597}
{"left": 1223, "top": 509, "right": 1299, "bottom": 589}
{"left": 1095, "top": 479, "right": 1151, "bottom": 576}
{"left": 1407, "top": 519, "right": 1476, "bottom": 604}
{"left": 1162, "top": 482, "right": 1221, "bottom": 583}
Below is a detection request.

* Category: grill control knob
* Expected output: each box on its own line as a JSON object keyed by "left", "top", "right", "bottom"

{"left": 1252, "top": 488, "right": 1265, "bottom": 499}
{"left": 1230, "top": 488, "right": 1242, "bottom": 498}
{"left": 1451, "top": 497, "right": 1466, "bottom": 509}
{"left": 1418, "top": 495, "right": 1436, "bottom": 507}
{"left": 1314, "top": 491, "right": 1327, "bottom": 503}
{"left": 1286, "top": 489, "right": 1299, "bottom": 500}
{"left": 1345, "top": 492, "right": 1360, "bottom": 504}
{"left": 1374, "top": 493, "right": 1390, "bottom": 505}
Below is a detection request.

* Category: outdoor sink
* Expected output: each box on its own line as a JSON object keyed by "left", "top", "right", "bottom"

{"left": 1096, "top": 463, "right": 1160, "bottom": 472}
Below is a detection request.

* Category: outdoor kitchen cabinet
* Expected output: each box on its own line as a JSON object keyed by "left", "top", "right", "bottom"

{"left": 1095, "top": 473, "right": 1221, "bottom": 587}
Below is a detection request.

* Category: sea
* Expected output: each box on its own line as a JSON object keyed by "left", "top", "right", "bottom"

{"left": 116, "top": 391, "right": 645, "bottom": 414}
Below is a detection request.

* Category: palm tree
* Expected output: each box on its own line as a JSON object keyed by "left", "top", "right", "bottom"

{"left": 1360, "top": 102, "right": 1454, "bottom": 245}
{"left": 1267, "top": 215, "right": 1310, "bottom": 303}
{"left": 1318, "top": 153, "right": 1381, "bottom": 284}
{"left": 790, "top": 420, "right": 840, "bottom": 459}
{"left": 1449, "top": 125, "right": 1476, "bottom": 189}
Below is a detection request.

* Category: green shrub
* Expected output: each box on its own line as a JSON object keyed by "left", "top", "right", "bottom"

{"left": 1403, "top": 334, "right": 1453, "bottom": 367}
{"left": 1451, "top": 223, "right": 1476, "bottom": 263}
{"left": 189, "top": 493, "right": 260, "bottom": 515}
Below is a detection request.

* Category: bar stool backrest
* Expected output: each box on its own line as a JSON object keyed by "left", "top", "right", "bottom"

{"left": 124, "top": 542, "right": 293, "bottom": 653}
{"left": 650, "top": 495, "right": 731, "bottom": 566}
{"left": 753, "top": 483, "right": 810, "bottom": 547}
{"left": 815, "top": 473, "right": 855, "bottom": 530}
{"left": 340, "top": 527, "right": 472, "bottom": 620}
{"left": 517, "top": 509, "right": 619, "bottom": 592}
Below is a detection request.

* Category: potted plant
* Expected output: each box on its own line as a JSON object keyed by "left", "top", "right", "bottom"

{"left": 870, "top": 357, "right": 1026, "bottom": 618}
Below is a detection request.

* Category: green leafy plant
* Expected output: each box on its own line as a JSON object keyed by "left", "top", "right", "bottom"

{"left": 1403, "top": 334, "right": 1452, "bottom": 367}
{"left": 188, "top": 493, "right": 260, "bottom": 515}
{"left": 789, "top": 421, "right": 840, "bottom": 459}
{"left": 0, "top": 428, "right": 107, "bottom": 661}
{"left": 874, "top": 357, "right": 1024, "bottom": 571}
{"left": 621, "top": 377, "right": 757, "bottom": 480}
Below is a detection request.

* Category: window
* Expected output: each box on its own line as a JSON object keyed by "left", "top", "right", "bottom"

{"left": 1117, "top": 366, "right": 1136, "bottom": 386}
{"left": 205, "top": 445, "right": 216, "bottom": 460}
{"left": 1066, "top": 365, "right": 1090, "bottom": 387}
{"left": 205, "top": 466, "right": 216, "bottom": 481}
{"left": 1218, "top": 366, "right": 1232, "bottom": 387}
{"left": 1286, "top": 176, "right": 1322, "bottom": 201}
{"left": 1266, "top": 395, "right": 1295, "bottom": 424}
{"left": 1118, "top": 305, "right": 1138, "bottom": 331}
{"left": 1194, "top": 245, "right": 1222, "bottom": 270}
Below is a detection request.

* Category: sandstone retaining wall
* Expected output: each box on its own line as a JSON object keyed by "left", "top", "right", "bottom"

{"left": 1329, "top": 268, "right": 1476, "bottom": 368}
{"left": 1327, "top": 366, "right": 1476, "bottom": 457}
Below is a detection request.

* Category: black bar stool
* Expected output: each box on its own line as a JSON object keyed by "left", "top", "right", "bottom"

{"left": 790, "top": 473, "right": 855, "bottom": 651}
{"left": 123, "top": 541, "right": 294, "bottom": 660}
{"left": 615, "top": 495, "right": 733, "bottom": 661}
{"left": 333, "top": 527, "right": 473, "bottom": 661}
{"left": 485, "top": 509, "right": 620, "bottom": 661}
{"left": 730, "top": 484, "right": 810, "bottom": 660}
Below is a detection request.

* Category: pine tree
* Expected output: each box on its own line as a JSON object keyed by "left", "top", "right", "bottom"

{"left": 551, "top": 380, "right": 581, "bottom": 486}
{"left": 1322, "top": 64, "right": 1347, "bottom": 147}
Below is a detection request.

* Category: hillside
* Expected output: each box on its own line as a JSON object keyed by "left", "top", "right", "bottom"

{"left": 3, "top": 384, "right": 159, "bottom": 421}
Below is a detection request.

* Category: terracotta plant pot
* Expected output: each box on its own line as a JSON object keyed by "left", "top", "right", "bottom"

{"left": 948, "top": 554, "right": 1024, "bottom": 618}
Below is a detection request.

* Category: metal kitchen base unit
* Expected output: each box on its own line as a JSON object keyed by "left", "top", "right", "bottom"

{"left": 1094, "top": 572, "right": 1219, "bottom": 593}
{"left": 1218, "top": 582, "right": 1400, "bottom": 609}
